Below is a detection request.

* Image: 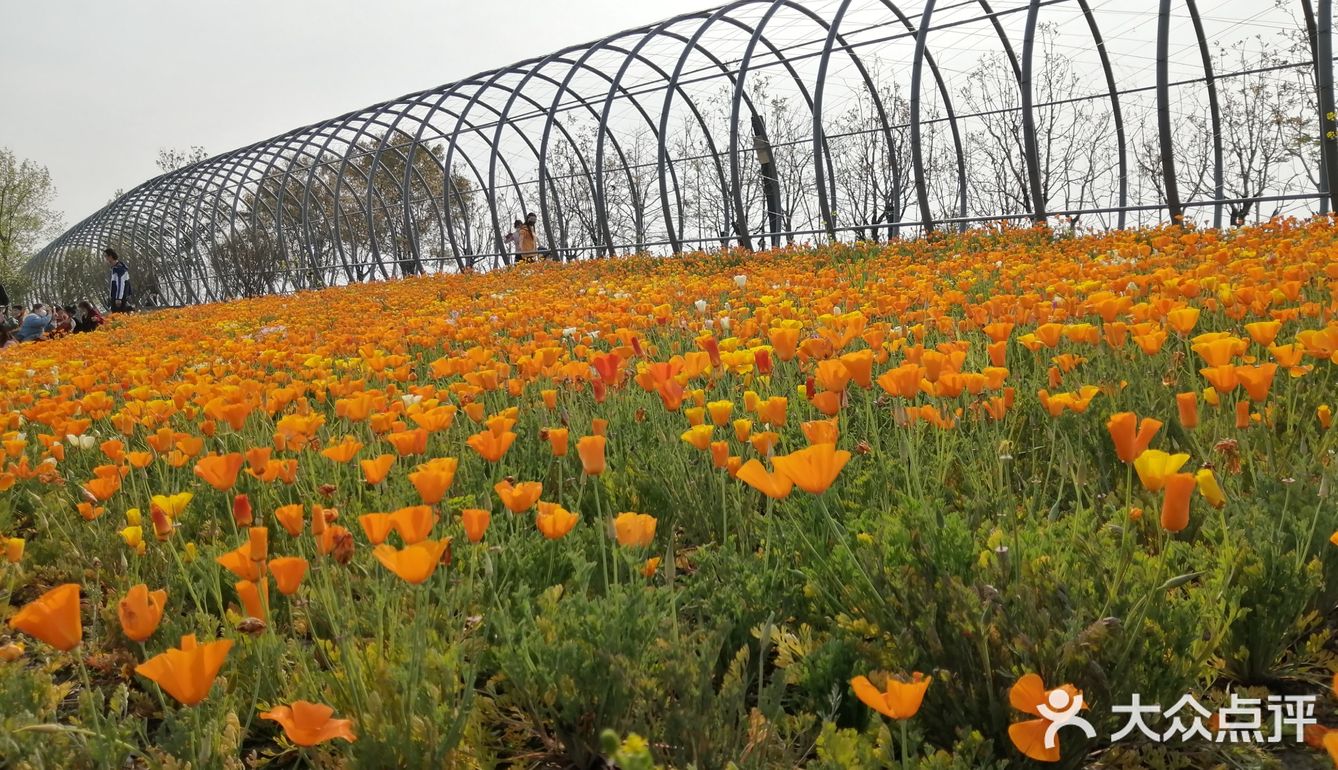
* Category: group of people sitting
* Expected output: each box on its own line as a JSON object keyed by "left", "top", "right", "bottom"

{"left": 0, "top": 301, "right": 105, "bottom": 348}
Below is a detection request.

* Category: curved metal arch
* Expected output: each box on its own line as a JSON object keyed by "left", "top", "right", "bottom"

{"left": 24, "top": 0, "right": 1324, "bottom": 303}
{"left": 417, "top": 80, "right": 582, "bottom": 267}
{"left": 388, "top": 87, "right": 567, "bottom": 271}
{"left": 653, "top": 5, "right": 788, "bottom": 253}
{"left": 1076, "top": 0, "right": 1129, "bottom": 228}
{"left": 1156, "top": 0, "right": 1181, "bottom": 223}
{"left": 184, "top": 143, "right": 300, "bottom": 297}
{"left": 564, "top": 25, "right": 766, "bottom": 257}
{"left": 1021, "top": 0, "right": 1047, "bottom": 222}
{"left": 906, "top": 0, "right": 969, "bottom": 232}
{"left": 246, "top": 126, "right": 356, "bottom": 289}
{"left": 588, "top": 14, "right": 739, "bottom": 256}
{"left": 728, "top": 0, "right": 882, "bottom": 249}
{"left": 305, "top": 99, "right": 524, "bottom": 281}
{"left": 515, "top": 30, "right": 731, "bottom": 261}
{"left": 1185, "top": 0, "right": 1224, "bottom": 227}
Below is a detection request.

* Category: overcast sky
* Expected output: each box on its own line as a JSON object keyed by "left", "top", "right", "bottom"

{"left": 0, "top": 0, "right": 708, "bottom": 228}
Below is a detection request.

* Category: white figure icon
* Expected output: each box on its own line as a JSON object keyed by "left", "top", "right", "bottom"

{"left": 1036, "top": 688, "right": 1098, "bottom": 749}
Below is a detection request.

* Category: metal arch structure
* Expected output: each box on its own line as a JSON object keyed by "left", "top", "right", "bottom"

{"left": 23, "top": 0, "right": 1338, "bottom": 306}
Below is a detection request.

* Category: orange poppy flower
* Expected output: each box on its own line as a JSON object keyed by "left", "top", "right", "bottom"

{"left": 736, "top": 459, "right": 794, "bottom": 500}
{"left": 706, "top": 400, "right": 734, "bottom": 425}
{"left": 718, "top": 415, "right": 746, "bottom": 442}
{"left": 386, "top": 428, "right": 428, "bottom": 457}
{"left": 757, "top": 396, "right": 788, "bottom": 426}
{"left": 358, "top": 512, "right": 396, "bottom": 545}
{"left": 1235, "top": 363, "right": 1277, "bottom": 402}
{"left": 1105, "top": 412, "right": 1162, "bottom": 463}
{"left": 709, "top": 440, "right": 730, "bottom": 468}
{"left": 1166, "top": 307, "right": 1200, "bottom": 335}
{"left": 389, "top": 505, "right": 438, "bottom": 544}
{"left": 1200, "top": 364, "right": 1239, "bottom": 394}
{"left": 409, "top": 461, "right": 457, "bottom": 505}
{"left": 495, "top": 480, "right": 543, "bottom": 513}
{"left": 536, "top": 502, "right": 580, "bottom": 540}
{"left": 545, "top": 427, "right": 570, "bottom": 457}
{"left": 135, "top": 633, "right": 233, "bottom": 706}
{"left": 1175, "top": 392, "right": 1198, "bottom": 428}
{"left": 613, "top": 512, "right": 656, "bottom": 548}
{"left": 1244, "top": 320, "right": 1281, "bottom": 347}
{"left": 466, "top": 429, "right": 516, "bottom": 463}
{"left": 83, "top": 475, "right": 120, "bottom": 502}
{"left": 235, "top": 579, "right": 266, "bottom": 618}
{"left": 274, "top": 504, "right": 305, "bottom": 536}
{"left": 681, "top": 425, "right": 713, "bottom": 451}
{"left": 1161, "top": 472, "right": 1197, "bottom": 532}
{"left": 8, "top": 583, "right": 81, "bottom": 651}
{"left": 577, "top": 435, "right": 607, "bottom": 475}
{"left": 771, "top": 443, "right": 851, "bottom": 494}
{"left": 260, "top": 701, "right": 357, "bottom": 746}
{"left": 194, "top": 452, "right": 245, "bottom": 491}
{"left": 320, "top": 436, "right": 363, "bottom": 463}
{"left": 217, "top": 543, "right": 263, "bottom": 582}
{"left": 839, "top": 349, "right": 874, "bottom": 389}
{"left": 850, "top": 672, "right": 932, "bottom": 720}
{"left": 360, "top": 454, "right": 395, "bottom": 484}
{"left": 461, "top": 508, "right": 491, "bottom": 543}
{"left": 1235, "top": 400, "right": 1253, "bottom": 429}
{"left": 749, "top": 431, "right": 781, "bottom": 456}
{"left": 233, "top": 493, "right": 254, "bottom": 526}
{"left": 118, "top": 584, "right": 167, "bottom": 642}
{"left": 801, "top": 418, "right": 840, "bottom": 446}
{"left": 268, "top": 556, "right": 309, "bottom": 595}
{"left": 372, "top": 539, "right": 450, "bottom": 584}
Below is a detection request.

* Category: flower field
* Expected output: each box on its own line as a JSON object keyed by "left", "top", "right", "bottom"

{"left": 3, "top": 221, "right": 1338, "bottom": 768}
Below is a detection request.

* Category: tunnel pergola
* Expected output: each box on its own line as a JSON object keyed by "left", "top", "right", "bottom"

{"left": 24, "top": 0, "right": 1338, "bottom": 305}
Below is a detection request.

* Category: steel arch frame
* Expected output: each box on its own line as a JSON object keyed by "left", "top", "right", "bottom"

{"left": 22, "top": 0, "right": 1332, "bottom": 304}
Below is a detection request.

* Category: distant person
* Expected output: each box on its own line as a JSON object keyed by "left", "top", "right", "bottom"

{"left": 0, "top": 281, "right": 8, "bottom": 307}
{"left": 73, "top": 300, "right": 104, "bottom": 333}
{"left": 15, "top": 304, "right": 52, "bottom": 342}
{"left": 517, "top": 212, "right": 539, "bottom": 263}
{"left": 2, "top": 305, "right": 21, "bottom": 334}
{"left": 51, "top": 306, "right": 74, "bottom": 335}
{"left": 502, "top": 219, "right": 524, "bottom": 260}
{"left": 0, "top": 324, "right": 16, "bottom": 349}
{"left": 105, "top": 248, "right": 132, "bottom": 312}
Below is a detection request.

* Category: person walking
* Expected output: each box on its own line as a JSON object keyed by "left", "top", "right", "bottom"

{"left": 105, "top": 248, "right": 132, "bottom": 312}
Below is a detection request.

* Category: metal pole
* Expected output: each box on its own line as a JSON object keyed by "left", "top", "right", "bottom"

{"left": 1318, "top": 0, "right": 1338, "bottom": 213}
{"left": 910, "top": 0, "right": 936, "bottom": 232}
{"left": 1156, "top": 0, "right": 1183, "bottom": 225}
{"left": 1185, "top": 0, "right": 1223, "bottom": 228}
{"left": 1021, "top": 0, "right": 1047, "bottom": 224}
{"left": 1302, "top": 0, "right": 1331, "bottom": 215}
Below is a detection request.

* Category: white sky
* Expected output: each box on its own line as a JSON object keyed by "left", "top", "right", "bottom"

{"left": 0, "top": 0, "right": 707, "bottom": 227}
{"left": 0, "top": 0, "right": 1290, "bottom": 232}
